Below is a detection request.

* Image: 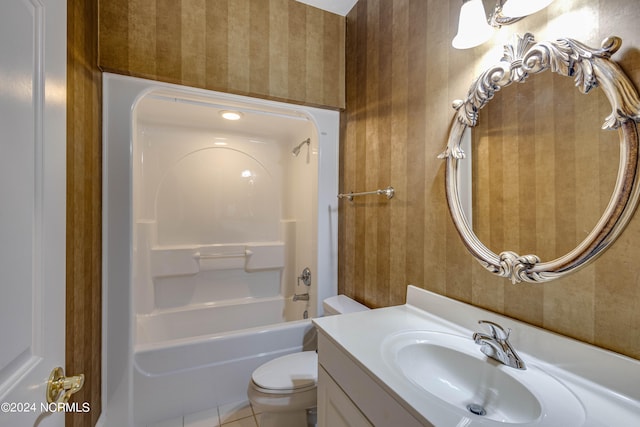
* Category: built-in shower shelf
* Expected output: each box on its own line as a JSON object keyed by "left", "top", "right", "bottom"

{"left": 150, "top": 242, "right": 285, "bottom": 277}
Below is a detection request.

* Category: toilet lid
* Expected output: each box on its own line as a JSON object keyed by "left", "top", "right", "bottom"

{"left": 252, "top": 351, "right": 318, "bottom": 391}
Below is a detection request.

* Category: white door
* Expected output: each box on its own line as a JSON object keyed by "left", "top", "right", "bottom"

{"left": 0, "top": 0, "right": 70, "bottom": 426}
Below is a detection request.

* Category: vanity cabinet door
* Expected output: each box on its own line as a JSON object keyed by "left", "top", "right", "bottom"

{"left": 318, "top": 366, "right": 373, "bottom": 427}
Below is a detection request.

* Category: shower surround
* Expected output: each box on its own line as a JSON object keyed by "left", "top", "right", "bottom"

{"left": 102, "top": 73, "right": 339, "bottom": 426}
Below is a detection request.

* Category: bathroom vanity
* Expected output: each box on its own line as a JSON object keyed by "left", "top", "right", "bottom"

{"left": 317, "top": 329, "right": 425, "bottom": 426}
{"left": 313, "top": 286, "right": 640, "bottom": 426}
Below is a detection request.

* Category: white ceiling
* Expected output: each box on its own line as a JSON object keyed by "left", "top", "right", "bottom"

{"left": 296, "top": 0, "right": 358, "bottom": 16}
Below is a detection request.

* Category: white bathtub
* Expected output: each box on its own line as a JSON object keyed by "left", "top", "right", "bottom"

{"left": 133, "top": 300, "right": 316, "bottom": 426}
{"left": 136, "top": 296, "right": 290, "bottom": 345}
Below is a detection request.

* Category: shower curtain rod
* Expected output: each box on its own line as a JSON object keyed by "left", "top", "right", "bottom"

{"left": 337, "top": 186, "right": 395, "bottom": 201}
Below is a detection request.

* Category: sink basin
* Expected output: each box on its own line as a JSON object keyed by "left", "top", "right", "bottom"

{"left": 382, "top": 331, "right": 585, "bottom": 426}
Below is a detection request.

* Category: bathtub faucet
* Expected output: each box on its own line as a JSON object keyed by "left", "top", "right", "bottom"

{"left": 293, "top": 293, "right": 309, "bottom": 302}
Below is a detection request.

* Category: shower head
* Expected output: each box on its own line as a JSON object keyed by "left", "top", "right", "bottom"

{"left": 291, "top": 138, "right": 311, "bottom": 157}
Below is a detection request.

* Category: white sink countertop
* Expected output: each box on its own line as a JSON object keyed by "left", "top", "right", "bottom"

{"left": 313, "top": 285, "right": 640, "bottom": 426}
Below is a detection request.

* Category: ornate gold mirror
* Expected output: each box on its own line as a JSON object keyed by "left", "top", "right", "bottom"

{"left": 439, "top": 33, "right": 640, "bottom": 284}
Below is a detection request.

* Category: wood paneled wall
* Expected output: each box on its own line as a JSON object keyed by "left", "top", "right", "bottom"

{"left": 98, "top": 0, "right": 345, "bottom": 109}
{"left": 67, "top": 0, "right": 102, "bottom": 425}
{"left": 339, "top": 0, "right": 640, "bottom": 360}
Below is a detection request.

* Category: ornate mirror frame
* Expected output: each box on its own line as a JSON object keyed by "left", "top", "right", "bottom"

{"left": 439, "top": 33, "right": 640, "bottom": 284}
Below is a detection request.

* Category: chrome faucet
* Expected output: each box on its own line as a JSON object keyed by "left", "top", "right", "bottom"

{"left": 293, "top": 293, "right": 309, "bottom": 302}
{"left": 293, "top": 267, "right": 311, "bottom": 302}
{"left": 473, "top": 320, "right": 526, "bottom": 370}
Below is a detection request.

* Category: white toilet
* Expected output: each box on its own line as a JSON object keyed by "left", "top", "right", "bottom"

{"left": 247, "top": 295, "right": 369, "bottom": 427}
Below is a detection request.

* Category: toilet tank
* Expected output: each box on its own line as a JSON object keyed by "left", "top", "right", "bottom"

{"left": 323, "top": 295, "right": 369, "bottom": 316}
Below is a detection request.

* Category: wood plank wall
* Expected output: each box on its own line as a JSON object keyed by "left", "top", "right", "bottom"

{"left": 67, "top": 0, "right": 102, "bottom": 425}
{"left": 98, "top": 0, "right": 345, "bottom": 109}
{"left": 339, "top": 0, "right": 640, "bottom": 360}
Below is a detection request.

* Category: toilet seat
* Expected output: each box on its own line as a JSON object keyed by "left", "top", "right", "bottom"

{"left": 251, "top": 351, "right": 317, "bottom": 393}
{"left": 248, "top": 351, "right": 318, "bottom": 416}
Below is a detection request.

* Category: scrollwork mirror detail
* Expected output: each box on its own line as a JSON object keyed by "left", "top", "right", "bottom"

{"left": 439, "top": 33, "right": 640, "bottom": 284}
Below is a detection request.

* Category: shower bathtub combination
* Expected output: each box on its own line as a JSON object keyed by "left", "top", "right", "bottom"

{"left": 101, "top": 74, "right": 339, "bottom": 426}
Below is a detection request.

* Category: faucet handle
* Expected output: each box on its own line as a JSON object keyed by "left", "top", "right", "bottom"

{"left": 297, "top": 267, "right": 312, "bottom": 287}
{"left": 478, "top": 320, "right": 510, "bottom": 340}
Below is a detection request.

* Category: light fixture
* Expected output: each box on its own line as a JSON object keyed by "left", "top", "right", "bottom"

{"left": 500, "top": 0, "right": 555, "bottom": 18}
{"left": 452, "top": 0, "right": 494, "bottom": 50}
{"left": 220, "top": 110, "right": 243, "bottom": 120}
{"left": 452, "top": 0, "right": 555, "bottom": 49}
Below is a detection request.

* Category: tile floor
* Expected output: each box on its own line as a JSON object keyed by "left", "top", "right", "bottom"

{"left": 150, "top": 399, "right": 262, "bottom": 427}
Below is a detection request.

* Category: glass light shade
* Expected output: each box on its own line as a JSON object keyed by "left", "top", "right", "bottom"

{"left": 452, "top": 0, "right": 494, "bottom": 49}
{"left": 501, "top": 0, "right": 555, "bottom": 18}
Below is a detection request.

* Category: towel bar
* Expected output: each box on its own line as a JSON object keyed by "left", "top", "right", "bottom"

{"left": 338, "top": 186, "right": 394, "bottom": 201}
